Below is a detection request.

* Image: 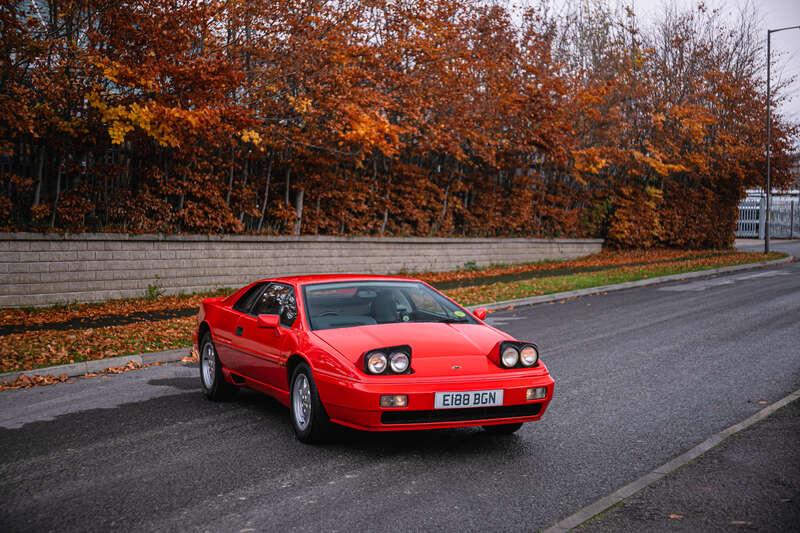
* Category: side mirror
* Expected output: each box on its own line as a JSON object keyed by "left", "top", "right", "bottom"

{"left": 257, "top": 314, "right": 281, "bottom": 329}
{"left": 473, "top": 307, "right": 487, "bottom": 320}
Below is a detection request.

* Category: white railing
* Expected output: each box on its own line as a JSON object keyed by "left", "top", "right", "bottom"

{"left": 737, "top": 198, "right": 763, "bottom": 238}
{"left": 736, "top": 194, "right": 800, "bottom": 238}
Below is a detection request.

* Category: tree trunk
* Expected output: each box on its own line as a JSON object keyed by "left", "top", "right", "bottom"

{"left": 432, "top": 180, "right": 451, "bottom": 236}
{"left": 380, "top": 184, "right": 390, "bottom": 236}
{"left": 226, "top": 145, "right": 234, "bottom": 204}
{"left": 238, "top": 158, "right": 249, "bottom": 222}
{"left": 177, "top": 193, "right": 184, "bottom": 233}
{"left": 380, "top": 208, "right": 389, "bottom": 236}
{"left": 284, "top": 167, "right": 291, "bottom": 206}
{"left": 32, "top": 145, "right": 45, "bottom": 207}
{"left": 314, "top": 195, "right": 321, "bottom": 235}
{"left": 293, "top": 188, "right": 304, "bottom": 236}
{"left": 257, "top": 158, "right": 273, "bottom": 232}
{"left": 50, "top": 160, "right": 62, "bottom": 228}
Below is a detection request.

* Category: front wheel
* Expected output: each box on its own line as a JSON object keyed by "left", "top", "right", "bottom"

{"left": 482, "top": 422, "right": 523, "bottom": 435}
{"left": 200, "top": 333, "right": 237, "bottom": 401}
{"left": 290, "top": 363, "right": 332, "bottom": 444}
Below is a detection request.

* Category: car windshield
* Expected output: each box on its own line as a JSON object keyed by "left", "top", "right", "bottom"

{"left": 303, "top": 281, "right": 476, "bottom": 330}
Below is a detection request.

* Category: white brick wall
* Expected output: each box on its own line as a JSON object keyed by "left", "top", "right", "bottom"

{"left": 0, "top": 233, "right": 603, "bottom": 307}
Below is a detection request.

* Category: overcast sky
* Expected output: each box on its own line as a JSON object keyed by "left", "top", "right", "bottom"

{"left": 531, "top": 1, "right": 799, "bottom": 124}
{"left": 629, "top": 0, "right": 800, "bottom": 122}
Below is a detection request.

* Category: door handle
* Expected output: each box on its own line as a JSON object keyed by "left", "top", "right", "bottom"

{"left": 235, "top": 326, "right": 244, "bottom": 336}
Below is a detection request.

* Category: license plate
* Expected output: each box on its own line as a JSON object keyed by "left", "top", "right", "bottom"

{"left": 434, "top": 389, "right": 504, "bottom": 409}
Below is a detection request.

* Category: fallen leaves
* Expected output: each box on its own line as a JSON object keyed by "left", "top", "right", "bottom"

{"left": 417, "top": 249, "right": 778, "bottom": 286}
{"left": 84, "top": 360, "right": 145, "bottom": 377}
{"left": 0, "top": 373, "right": 70, "bottom": 390}
{"left": 181, "top": 347, "right": 199, "bottom": 364}
{"left": 441, "top": 251, "right": 784, "bottom": 306}
{"left": 0, "top": 291, "right": 228, "bottom": 329}
{"left": 0, "top": 360, "right": 170, "bottom": 391}
{"left": 0, "top": 317, "right": 195, "bottom": 373}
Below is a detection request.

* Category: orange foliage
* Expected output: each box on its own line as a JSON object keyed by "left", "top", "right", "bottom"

{"left": 0, "top": 1, "right": 796, "bottom": 246}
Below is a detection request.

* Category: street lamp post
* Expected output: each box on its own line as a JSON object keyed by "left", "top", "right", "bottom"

{"left": 765, "top": 25, "right": 800, "bottom": 254}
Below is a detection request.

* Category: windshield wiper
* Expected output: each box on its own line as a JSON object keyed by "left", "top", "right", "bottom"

{"left": 438, "top": 317, "right": 469, "bottom": 323}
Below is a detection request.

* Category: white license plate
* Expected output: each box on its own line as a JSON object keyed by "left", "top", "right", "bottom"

{"left": 434, "top": 389, "right": 504, "bottom": 409}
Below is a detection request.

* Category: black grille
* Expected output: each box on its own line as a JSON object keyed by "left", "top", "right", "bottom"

{"left": 381, "top": 403, "right": 542, "bottom": 425}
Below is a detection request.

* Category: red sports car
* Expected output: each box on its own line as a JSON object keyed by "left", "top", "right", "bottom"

{"left": 194, "top": 275, "right": 554, "bottom": 443}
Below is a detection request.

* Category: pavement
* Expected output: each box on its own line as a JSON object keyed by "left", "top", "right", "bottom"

{"left": 578, "top": 398, "right": 800, "bottom": 532}
{"left": 1, "top": 240, "right": 799, "bottom": 532}
{"left": 734, "top": 238, "right": 800, "bottom": 252}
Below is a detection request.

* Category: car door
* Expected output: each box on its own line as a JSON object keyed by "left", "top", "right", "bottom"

{"left": 214, "top": 282, "right": 266, "bottom": 371}
{"left": 234, "top": 283, "right": 299, "bottom": 391}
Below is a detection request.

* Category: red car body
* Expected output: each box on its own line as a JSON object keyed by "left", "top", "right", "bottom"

{"left": 194, "top": 274, "right": 554, "bottom": 434}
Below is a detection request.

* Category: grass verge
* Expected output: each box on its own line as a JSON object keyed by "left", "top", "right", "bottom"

{"left": 0, "top": 249, "right": 787, "bottom": 375}
{"left": 446, "top": 251, "right": 786, "bottom": 306}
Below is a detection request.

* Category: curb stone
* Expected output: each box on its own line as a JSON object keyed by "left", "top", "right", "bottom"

{"left": 0, "top": 255, "right": 791, "bottom": 385}
{"left": 0, "top": 348, "right": 189, "bottom": 385}
{"left": 466, "top": 255, "right": 793, "bottom": 312}
{"left": 541, "top": 387, "right": 800, "bottom": 532}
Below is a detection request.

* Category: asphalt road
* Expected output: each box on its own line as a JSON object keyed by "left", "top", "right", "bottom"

{"left": 578, "top": 399, "right": 800, "bottom": 532}
{"left": 1, "top": 242, "right": 799, "bottom": 532}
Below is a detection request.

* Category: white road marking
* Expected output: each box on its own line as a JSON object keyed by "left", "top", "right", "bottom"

{"left": 658, "top": 270, "right": 789, "bottom": 292}
{"left": 486, "top": 316, "right": 528, "bottom": 325}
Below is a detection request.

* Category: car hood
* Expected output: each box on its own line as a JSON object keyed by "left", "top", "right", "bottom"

{"left": 312, "top": 322, "right": 512, "bottom": 376}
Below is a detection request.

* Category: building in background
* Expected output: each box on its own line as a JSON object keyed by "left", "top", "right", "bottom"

{"left": 790, "top": 151, "right": 800, "bottom": 189}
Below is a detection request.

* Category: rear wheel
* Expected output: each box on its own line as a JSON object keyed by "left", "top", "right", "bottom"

{"left": 482, "top": 422, "right": 523, "bottom": 435}
{"left": 200, "top": 333, "right": 237, "bottom": 401}
{"left": 290, "top": 363, "right": 332, "bottom": 444}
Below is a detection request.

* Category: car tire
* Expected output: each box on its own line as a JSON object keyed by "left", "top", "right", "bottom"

{"left": 200, "top": 332, "right": 237, "bottom": 401}
{"left": 482, "top": 422, "right": 523, "bottom": 435}
{"left": 289, "top": 362, "right": 332, "bottom": 444}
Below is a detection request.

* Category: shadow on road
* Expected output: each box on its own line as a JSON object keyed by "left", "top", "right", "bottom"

{"left": 142, "top": 375, "right": 533, "bottom": 455}
{"left": 2, "top": 361, "right": 543, "bottom": 532}
{"left": 147, "top": 376, "right": 200, "bottom": 390}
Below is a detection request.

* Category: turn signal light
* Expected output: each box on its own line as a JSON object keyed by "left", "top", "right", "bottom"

{"left": 526, "top": 387, "right": 547, "bottom": 400}
{"left": 380, "top": 395, "right": 408, "bottom": 407}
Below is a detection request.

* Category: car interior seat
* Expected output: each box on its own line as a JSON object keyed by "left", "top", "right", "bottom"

{"left": 371, "top": 291, "right": 397, "bottom": 323}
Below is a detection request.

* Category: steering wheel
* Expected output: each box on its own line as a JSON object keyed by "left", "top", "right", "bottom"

{"left": 318, "top": 311, "right": 340, "bottom": 317}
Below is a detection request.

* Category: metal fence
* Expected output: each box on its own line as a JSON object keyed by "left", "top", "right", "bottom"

{"left": 736, "top": 195, "right": 800, "bottom": 238}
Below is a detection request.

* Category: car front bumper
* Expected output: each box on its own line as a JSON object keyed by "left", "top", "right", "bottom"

{"left": 315, "top": 368, "right": 555, "bottom": 432}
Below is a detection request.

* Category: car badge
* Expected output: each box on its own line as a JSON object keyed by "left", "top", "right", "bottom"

{"left": 452, "top": 365, "right": 461, "bottom": 370}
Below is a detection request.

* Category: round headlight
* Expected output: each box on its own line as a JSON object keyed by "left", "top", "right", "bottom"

{"left": 520, "top": 345, "right": 538, "bottom": 366}
{"left": 367, "top": 352, "right": 387, "bottom": 374}
{"left": 501, "top": 346, "right": 519, "bottom": 368}
{"left": 389, "top": 352, "right": 410, "bottom": 373}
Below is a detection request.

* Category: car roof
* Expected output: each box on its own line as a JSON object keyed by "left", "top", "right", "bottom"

{"left": 260, "top": 274, "right": 423, "bottom": 286}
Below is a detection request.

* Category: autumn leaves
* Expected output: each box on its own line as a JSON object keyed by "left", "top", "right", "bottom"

{"left": 0, "top": 1, "right": 795, "bottom": 246}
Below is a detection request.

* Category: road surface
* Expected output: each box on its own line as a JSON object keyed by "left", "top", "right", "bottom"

{"left": 1, "top": 242, "right": 798, "bottom": 532}
{"left": 577, "top": 398, "right": 800, "bottom": 531}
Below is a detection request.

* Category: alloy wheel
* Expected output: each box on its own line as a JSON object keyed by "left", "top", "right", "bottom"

{"left": 201, "top": 342, "right": 216, "bottom": 389}
{"left": 292, "top": 373, "right": 312, "bottom": 430}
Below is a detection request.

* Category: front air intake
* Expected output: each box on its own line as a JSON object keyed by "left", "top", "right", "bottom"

{"left": 381, "top": 403, "right": 542, "bottom": 425}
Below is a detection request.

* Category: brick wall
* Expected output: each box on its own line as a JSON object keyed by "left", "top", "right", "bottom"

{"left": 0, "top": 233, "right": 603, "bottom": 307}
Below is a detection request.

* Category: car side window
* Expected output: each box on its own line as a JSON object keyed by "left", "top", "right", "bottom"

{"left": 232, "top": 283, "right": 266, "bottom": 313}
{"left": 251, "top": 283, "right": 297, "bottom": 327}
